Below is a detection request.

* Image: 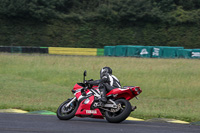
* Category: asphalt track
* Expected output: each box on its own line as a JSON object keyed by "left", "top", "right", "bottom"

{"left": 0, "top": 113, "right": 199, "bottom": 133}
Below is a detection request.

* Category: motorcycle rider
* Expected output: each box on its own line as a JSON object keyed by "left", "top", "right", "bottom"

{"left": 87, "top": 67, "right": 121, "bottom": 103}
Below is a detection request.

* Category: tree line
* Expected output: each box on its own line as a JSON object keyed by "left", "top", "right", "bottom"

{"left": 0, "top": 0, "right": 200, "bottom": 48}
{"left": 0, "top": 0, "right": 200, "bottom": 25}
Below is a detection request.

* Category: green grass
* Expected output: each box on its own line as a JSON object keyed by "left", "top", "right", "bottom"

{"left": 0, "top": 53, "right": 200, "bottom": 122}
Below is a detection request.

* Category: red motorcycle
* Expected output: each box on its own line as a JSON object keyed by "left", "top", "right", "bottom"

{"left": 57, "top": 71, "right": 142, "bottom": 123}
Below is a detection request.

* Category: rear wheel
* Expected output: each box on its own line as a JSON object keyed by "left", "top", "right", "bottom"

{"left": 57, "top": 98, "right": 78, "bottom": 120}
{"left": 105, "top": 99, "right": 132, "bottom": 123}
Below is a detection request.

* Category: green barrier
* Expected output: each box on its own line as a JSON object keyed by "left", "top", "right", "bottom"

{"left": 97, "top": 48, "right": 104, "bottom": 56}
{"left": 104, "top": 46, "right": 116, "bottom": 56}
{"left": 152, "top": 46, "right": 185, "bottom": 58}
{"left": 191, "top": 49, "right": 200, "bottom": 58}
{"left": 139, "top": 46, "right": 153, "bottom": 58}
{"left": 127, "top": 46, "right": 144, "bottom": 57}
{"left": 152, "top": 47, "right": 164, "bottom": 58}
{"left": 162, "top": 47, "right": 184, "bottom": 58}
{"left": 177, "top": 49, "right": 192, "bottom": 58}
{"left": 152, "top": 46, "right": 181, "bottom": 58}
{"left": 115, "top": 45, "right": 131, "bottom": 57}
{"left": 126, "top": 46, "right": 153, "bottom": 58}
{"left": 11, "top": 46, "right": 22, "bottom": 53}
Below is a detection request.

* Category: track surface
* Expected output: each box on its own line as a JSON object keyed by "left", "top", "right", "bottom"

{"left": 0, "top": 113, "right": 199, "bottom": 133}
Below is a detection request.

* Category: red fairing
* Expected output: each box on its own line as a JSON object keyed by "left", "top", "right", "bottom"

{"left": 73, "top": 83, "right": 83, "bottom": 91}
{"left": 75, "top": 95, "right": 103, "bottom": 119}
{"left": 75, "top": 91, "right": 82, "bottom": 100}
{"left": 106, "top": 88, "right": 133, "bottom": 100}
{"left": 106, "top": 86, "right": 142, "bottom": 100}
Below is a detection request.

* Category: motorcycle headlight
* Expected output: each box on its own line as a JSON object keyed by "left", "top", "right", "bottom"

{"left": 84, "top": 98, "right": 90, "bottom": 104}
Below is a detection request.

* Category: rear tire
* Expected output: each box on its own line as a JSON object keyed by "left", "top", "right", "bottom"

{"left": 105, "top": 99, "right": 132, "bottom": 123}
{"left": 57, "top": 98, "right": 78, "bottom": 120}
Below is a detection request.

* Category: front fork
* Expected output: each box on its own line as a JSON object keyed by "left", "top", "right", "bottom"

{"left": 64, "top": 97, "right": 76, "bottom": 108}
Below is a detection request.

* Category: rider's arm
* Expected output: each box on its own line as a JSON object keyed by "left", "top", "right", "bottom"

{"left": 88, "top": 79, "right": 102, "bottom": 85}
{"left": 88, "top": 74, "right": 109, "bottom": 85}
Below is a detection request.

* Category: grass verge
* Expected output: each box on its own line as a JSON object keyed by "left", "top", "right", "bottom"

{"left": 0, "top": 53, "right": 199, "bottom": 122}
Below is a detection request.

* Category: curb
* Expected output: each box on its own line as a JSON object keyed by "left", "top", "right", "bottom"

{"left": 0, "top": 109, "right": 198, "bottom": 125}
{"left": 0, "top": 109, "right": 28, "bottom": 113}
{"left": 28, "top": 110, "right": 56, "bottom": 115}
{"left": 126, "top": 117, "right": 144, "bottom": 121}
{"left": 146, "top": 118, "right": 190, "bottom": 124}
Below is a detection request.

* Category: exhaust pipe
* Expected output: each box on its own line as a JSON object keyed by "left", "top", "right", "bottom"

{"left": 131, "top": 106, "right": 137, "bottom": 112}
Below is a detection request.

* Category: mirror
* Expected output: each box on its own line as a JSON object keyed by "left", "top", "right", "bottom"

{"left": 83, "top": 70, "right": 87, "bottom": 83}
{"left": 84, "top": 70, "right": 87, "bottom": 77}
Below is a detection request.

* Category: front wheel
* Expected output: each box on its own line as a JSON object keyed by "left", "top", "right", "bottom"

{"left": 105, "top": 99, "right": 132, "bottom": 123}
{"left": 57, "top": 98, "right": 78, "bottom": 120}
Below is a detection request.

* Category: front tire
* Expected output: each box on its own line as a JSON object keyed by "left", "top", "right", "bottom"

{"left": 105, "top": 99, "right": 132, "bottom": 123}
{"left": 57, "top": 98, "right": 78, "bottom": 120}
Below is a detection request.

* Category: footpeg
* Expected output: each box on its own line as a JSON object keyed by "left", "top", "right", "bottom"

{"left": 131, "top": 106, "right": 137, "bottom": 111}
{"left": 93, "top": 102, "right": 103, "bottom": 108}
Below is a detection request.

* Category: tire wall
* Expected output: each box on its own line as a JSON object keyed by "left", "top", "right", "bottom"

{"left": 0, "top": 46, "right": 104, "bottom": 56}
{"left": 104, "top": 45, "right": 200, "bottom": 59}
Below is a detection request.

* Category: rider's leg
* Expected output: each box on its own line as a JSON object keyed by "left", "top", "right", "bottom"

{"left": 104, "top": 83, "right": 115, "bottom": 92}
{"left": 99, "top": 83, "right": 107, "bottom": 103}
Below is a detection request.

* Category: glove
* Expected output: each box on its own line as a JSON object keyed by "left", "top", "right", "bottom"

{"left": 84, "top": 80, "right": 90, "bottom": 84}
{"left": 88, "top": 79, "right": 93, "bottom": 81}
{"left": 84, "top": 86, "right": 88, "bottom": 91}
{"left": 85, "top": 79, "right": 93, "bottom": 84}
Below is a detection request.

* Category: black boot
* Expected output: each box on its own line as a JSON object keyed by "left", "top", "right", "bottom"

{"left": 100, "top": 88, "right": 107, "bottom": 103}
